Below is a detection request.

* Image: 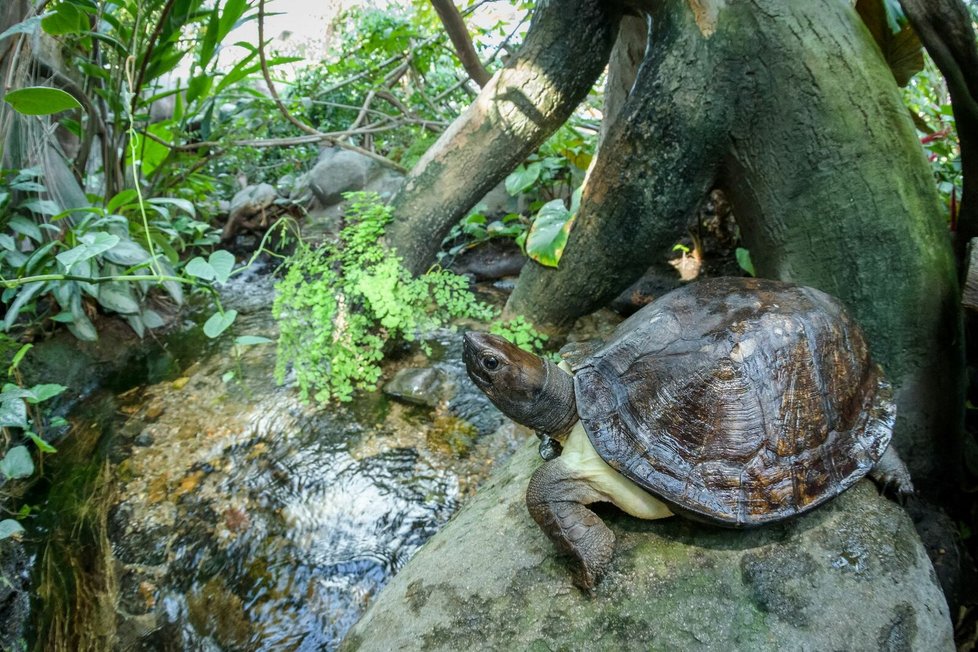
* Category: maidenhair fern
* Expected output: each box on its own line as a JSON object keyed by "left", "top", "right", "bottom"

{"left": 273, "top": 192, "right": 494, "bottom": 402}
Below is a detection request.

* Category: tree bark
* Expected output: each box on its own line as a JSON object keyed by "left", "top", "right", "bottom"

{"left": 386, "top": 0, "right": 621, "bottom": 275}
{"left": 506, "top": 0, "right": 961, "bottom": 493}
{"left": 898, "top": 0, "right": 978, "bottom": 250}
{"left": 429, "top": 0, "right": 490, "bottom": 88}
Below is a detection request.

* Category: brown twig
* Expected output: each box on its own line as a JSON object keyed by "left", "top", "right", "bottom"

{"left": 255, "top": 0, "right": 406, "bottom": 172}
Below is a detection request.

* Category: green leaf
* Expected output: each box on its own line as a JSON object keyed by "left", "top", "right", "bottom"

{"left": 103, "top": 238, "right": 151, "bottom": 266}
{"left": 106, "top": 188, "right": 138, "bottom": 213}
{"left": 203, "top": 310, "right": 237, "bottom": 338}
{"left": 97, "top": 283, "right": 140, "bottom": 314}
{"left": 2, "top": 282, "right": 45, "bottom": 331}
{"left": 41, "top": 2, "right": 85, "bottom": 35}
{"left": 4, "top": 87, "right": 82, "bottom": 115}
{"left": 0, "top": 398, "right": 28, "bottom": 428}
{"left": 9, "top": 344, "right": 32, "bottom": 375}
{"left": 147, "top": 197, "right": 195, "bottom": 218}
{"left": 736, "top": 247, "right": 756, "bottom": 277}
{"left": 56, "top": 232, "right": 120, "bottom": 270}
{"left": 0, "top": 519, "right": 25, "bottom": 540}
{"left": 18, "top": 198, "right": 61, "bottom": 216}
{"left": 125, "top": 313, "right": 145, "bottom": 338}
{"left": 235, "top": 335, "right": 273, "bottom": 346}
{"left": 26, "top": 384, "right": 66, "bottom": 403}
{"left": 208, "top": 250, "right": 235, "bottom": 284}
{"left": 0, "top": 446, "right": 34, "bottom": 479}
{"left": 0, "top": 234, "right": 15, "bottom": 251}
{"left": 525, "top": 199, "right": 575, "bottom": 268}
{"left": 66, "top": 313, "right": 98, "bottom": 342}
{"left": 184, "top": 256, "right": 214, "bottom": 280}
{"left": 505, "top": 162, "right": 542, "bottom": 196}
{"left": 141, "top": 309, "right": 166, "bottom": 329}
{"left": 0, "top": 16, "right": 44, "bottom": 43}
{"left": 8, "top": 216, "right": 42, "bottom": 242}
{"left": 25, "top": 431, "right": 56, "bottom": 453}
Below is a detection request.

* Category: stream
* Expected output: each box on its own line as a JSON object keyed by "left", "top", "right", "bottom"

{"left": 25, "top": 267, "right": 522, "bottom": 650}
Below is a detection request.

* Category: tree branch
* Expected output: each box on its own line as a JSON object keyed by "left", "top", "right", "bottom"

{"left": 255, "top": 0, "right": 406, "bottom": 172}
{"left": 899, "top": 0, "right": 978, "bottom": 249}
{"left": 429, "top": 0, "right": 491, "bottom": 87}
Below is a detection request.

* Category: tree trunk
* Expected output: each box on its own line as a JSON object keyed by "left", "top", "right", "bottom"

{"left": 386, "top": 0, "right": 621, "bottom": 275}
{"left": 506, "top": 0, "right": 961, "bottom": 493}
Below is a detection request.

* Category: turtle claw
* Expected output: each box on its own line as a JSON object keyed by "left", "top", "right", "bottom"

{"left": 869, "top": 447, "right": 915, "bottom": 505}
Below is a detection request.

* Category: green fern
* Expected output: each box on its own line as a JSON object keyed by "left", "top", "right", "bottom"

{"left": 273, "top": 192, "right": 494, "bottom": 402}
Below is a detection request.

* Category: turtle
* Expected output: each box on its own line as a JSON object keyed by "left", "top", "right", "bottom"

{"left": 462, "top": 277, "right": 913, "bottom": 592}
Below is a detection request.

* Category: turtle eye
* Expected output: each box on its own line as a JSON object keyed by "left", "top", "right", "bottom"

{"left": 482, "top": 355, "right": 499, "bottom": 371}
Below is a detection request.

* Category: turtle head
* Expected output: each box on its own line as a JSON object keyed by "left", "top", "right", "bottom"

{"left": 463, "top": 331, "right": 577, "bottom": 438}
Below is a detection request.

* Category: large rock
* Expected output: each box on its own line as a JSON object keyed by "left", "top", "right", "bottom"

{"left": 342, "top": 440, "right": 953, "bottom": 651}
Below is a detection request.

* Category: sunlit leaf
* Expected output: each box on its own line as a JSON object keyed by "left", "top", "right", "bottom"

{"left": 525, "top": 199, "right": 575, "bottom": 268}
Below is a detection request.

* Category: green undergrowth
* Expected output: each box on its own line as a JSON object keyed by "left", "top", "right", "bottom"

{"left": 274, "top": 193, "right": 546, "bottom": 402}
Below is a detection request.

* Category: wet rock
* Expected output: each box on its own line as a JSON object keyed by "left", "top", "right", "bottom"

{"left": 0, "top": 540, "right": 30, "bottom": 650}
{"left": 134, "top": 432, "right": 154, "bottom": 447}
{"left": 449, "top": 239, "right": 526, "bottom": 281}
{"left": 228, "top": 183, "right": 277, "bottom": 223}
{"left": 342, "top": 441, "right": 954, "bottom": 652}
{"left": 384, "top": 368, "right": 447, "bottom": 408}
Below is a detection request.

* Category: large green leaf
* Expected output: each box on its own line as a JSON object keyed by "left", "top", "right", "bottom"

{"left": 505, "top": 162, "right": 542, "bottom": 197}
{"left": 41, "top": 2, "right": 86, "bottom": 35}
{"left": 525, "top": 199, "right": 575, "bottom": 268}
{"left": 4, "top": 87, "right": 82, "bottom": 115}
{"left": 856, "top": 0, "right": 923, "bottom": 86}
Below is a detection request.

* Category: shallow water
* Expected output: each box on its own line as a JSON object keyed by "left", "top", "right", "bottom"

{"left": 28, "top": 268, "right": 517, "bottom": 650}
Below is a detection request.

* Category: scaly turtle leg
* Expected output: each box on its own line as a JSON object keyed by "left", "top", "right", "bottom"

{"left": 526, "top": 458, "right": 615, "bottom": 594}
{"left": 869, "top": 446, "right": 915, "bottom": 500}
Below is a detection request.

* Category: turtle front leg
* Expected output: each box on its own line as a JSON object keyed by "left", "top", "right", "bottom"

{"left": 526, "top": 458, "right": 615, "bottom": 594}
{"left": 869, "top": 445, "right": 915, "bottom": 500}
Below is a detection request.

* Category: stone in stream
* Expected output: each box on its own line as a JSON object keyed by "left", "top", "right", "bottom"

{"left": 383, "top": 367, "right": 448, "bottom": 408}
{"left": 340, "top": 440, "right": 953, "bottom": 651}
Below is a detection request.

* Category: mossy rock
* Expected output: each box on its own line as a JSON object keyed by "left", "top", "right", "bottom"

{"left": 342, "top": 440, "right": 952, "bottom": 651}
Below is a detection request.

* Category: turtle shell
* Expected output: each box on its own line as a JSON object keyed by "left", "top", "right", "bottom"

{"left": 572, "top": 277, "right": 894, "bottom": 526}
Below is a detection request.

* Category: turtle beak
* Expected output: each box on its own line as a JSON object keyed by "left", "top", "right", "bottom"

{"left": 462, "top": 331, "right": 501, "bottom": 391}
